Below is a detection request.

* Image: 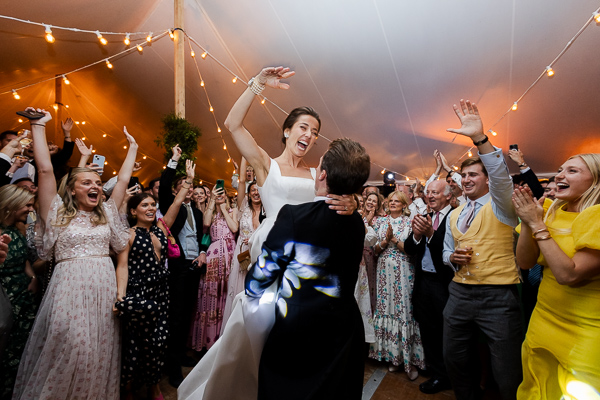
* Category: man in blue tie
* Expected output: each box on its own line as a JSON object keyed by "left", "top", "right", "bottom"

{"left": 442, "top": 100, "right": 522, "bottom": 400}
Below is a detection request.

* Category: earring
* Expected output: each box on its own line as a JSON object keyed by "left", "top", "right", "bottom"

{"left": 284, "top": 133, "right": 289, "bottom": 138}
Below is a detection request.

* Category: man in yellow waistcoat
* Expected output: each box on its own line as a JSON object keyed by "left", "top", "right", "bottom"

{"left": 442, "top": 100, "right": 522, "bottom": 400}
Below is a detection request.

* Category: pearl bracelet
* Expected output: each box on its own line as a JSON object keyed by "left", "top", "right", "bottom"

{"left": 248, "top": 77, "right": 265, "bottom": 96}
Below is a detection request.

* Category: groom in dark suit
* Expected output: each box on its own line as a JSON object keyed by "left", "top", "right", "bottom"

{"left": 404, "top": 179, "right": 454, "bottom": 394}
{"left": 246, "top": 138, "right": 370, "bottom": 400}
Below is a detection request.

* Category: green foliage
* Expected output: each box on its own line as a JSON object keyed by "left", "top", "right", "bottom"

{"left": 155, "top": 112, "right": 202, "bottom": 178}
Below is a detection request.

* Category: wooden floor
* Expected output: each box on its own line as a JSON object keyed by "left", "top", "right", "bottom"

{"left": 140, "top": 357, "right": 502, "bottom": 400}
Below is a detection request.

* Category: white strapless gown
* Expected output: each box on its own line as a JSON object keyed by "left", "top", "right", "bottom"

{"left": 179, "top": 159, "right": 315, "bottom": 400}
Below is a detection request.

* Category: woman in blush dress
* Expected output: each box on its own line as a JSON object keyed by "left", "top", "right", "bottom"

{"left": 369, "top": 190, "right": 425, "bottom": 381}
{"left": 114, "top": 160, "right": 196, "bottom": 400}
{"left": 13, "top": 108, "right": 136, "bottom": 400}
{"left": 221, "top": 158, "right": 263, "bottom": 331}
{"left": 189, "top": 184, "right": 238, "bottom": 351}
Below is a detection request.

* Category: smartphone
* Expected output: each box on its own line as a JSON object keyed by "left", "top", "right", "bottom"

{"left": 16, "top": 110, "right": 45, "bottom": 120}
{"left": 509, "top": 144, "right": 519, "bottom": 151}
{"left": 216, "top": 179, "right": 225, "bottom": 192}
{"left": 92, "top": 154, "right": 105, "bottom": 176}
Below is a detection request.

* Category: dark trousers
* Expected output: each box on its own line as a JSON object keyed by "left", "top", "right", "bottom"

{"left": 443, "top": 282, "right": 523, "bottom": 400}
{"left": 413, "top": 272, "right": 450, "bottom": 381}
{"left": 166, "top": 259, "right": 202, "bottom": 375}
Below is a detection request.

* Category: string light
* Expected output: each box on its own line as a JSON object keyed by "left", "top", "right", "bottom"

{"left": 468, "top": 150, "right": 473, "bottom": 157}
{"left": 143, "top": 156, "right": 147, "bottom": 159}
{"left": 53, "top": 104, "right": 58, "bottom": 111}
{"left": 81, "top": 121, "right": 86, "bottom": 125}
{"left": 488, "top": 129, "right": 497, "bottom": 136}
{"left": 18, "top": 118, "right": 23, "bottom": 123}
{"left": 102, "top": 134, "right": 107, "bottom": 137}
{"left": 44, "top": 25, "right": 55, "bottom": 43}
{"left": 137, "top": 44, "right": 143, "bottom": 52}
{"left": 227, "top": 157, "right": 231, "bottom": 163}
{"left": 190, "top": 50, "right": 195, "bottom": 57}
{"left": 65, "top": 105, "right": 69, "bottom": 108}
{"left": 123, "top": 145, "right": 127, "bottom": 149}
{"left": 261, "top": 98, "right": 266, "bottom": 105}
{"left": 546, "top": 66, "right": 555, "bottom": 77}
{"left": 200, "top": 80, "right": 204, "bottom": 87}
{"left": 113, "top": 171, "right": 117, "bottom": 175}
{"left": 209, "top": 106, "right": 213, "bottom": 112}
{"left": 223, "top": 144, "right": 227, "bottom": 150}
{"left": 381, "top": 169, "right": 385, "bottom": 174}
{"left": 406, "top": 176, "right": 410, "bottom": 181}
{"left": 201, "top": 52, "right": 207, "bottom": 59}
{"left": 92, "top": 149, "right": 96, "bottom": 153}
{"left": 217, "top": 127, "right": 221, "bottom": 133}
{"left": 62, "top": 75, "right": 70, "bottom": 85}
{"left": 168, "top": 29, "right": 174, "bottom": 40}
{"left": 104, "top": 161, "right": 108, "bottom": 165}
{"left": 511, "top": 102, "right": 518, "bottom": 111}
{"left": 146, "top": 32, "right": 153, "bottom": 42}
{"left": 96, "top": 31, "right": 107, "bottom": 45}
{"left": 105, "top": 59, "right": 113, "bottom": 69}
{"left": 124, "top": 33, "right": 130, "bottom": 46}
{"left": 232, "top": 77, "right": 237, "bottom": 84}
{"left": 453, "top": 166, "right": 459, "bottom": 171}
{"left": 594, "top": 11, "right": 600, "bottom": 24}
{"left": 12, "top": 90, "right": 20, "bottom": 100}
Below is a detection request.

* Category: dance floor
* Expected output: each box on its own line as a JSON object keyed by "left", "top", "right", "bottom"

{"left": 153, "top": 358, "right": 502, "bottom": 400}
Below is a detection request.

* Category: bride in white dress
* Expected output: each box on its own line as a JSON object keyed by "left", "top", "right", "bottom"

{"left": 179, "top": 67, "right": 354, "bottom": 400}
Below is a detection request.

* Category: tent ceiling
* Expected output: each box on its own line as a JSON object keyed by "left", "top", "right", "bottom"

{"left": 1, "top": 0, "right": 599, "bottom": 188}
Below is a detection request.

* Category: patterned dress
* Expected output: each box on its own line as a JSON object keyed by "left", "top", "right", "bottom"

{"left": 369, "top": 215, "right": 425, "bottom": 371}
{"left": 115, "top": 225, "right": 169, "bottom": 389}
{"left": 190, "top": 210, "right": 236, "bottom": 350}
{"left": 0, "top": 225, "right": 37, "bottom": 400}
{"left": 13, "top": 195, "right": 129, "bottom": 400}
{"left": 221, "top": 201, "right": 256, "bottom": 332}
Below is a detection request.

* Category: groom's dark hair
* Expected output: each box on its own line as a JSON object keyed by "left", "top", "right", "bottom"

{"left": 321, "top": 138, "right": 370, "bottom": 195}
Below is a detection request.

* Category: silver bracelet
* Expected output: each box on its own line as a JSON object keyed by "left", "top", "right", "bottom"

{"left": 248, "top": 77, "right": 265, "bottom": 96}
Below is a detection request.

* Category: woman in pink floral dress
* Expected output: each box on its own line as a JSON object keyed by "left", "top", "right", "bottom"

{"left": 189, "top": 185, "right": 238, "bottom": 351}
{"left": 12, "top": 108, "right": 136, "bottom": 399}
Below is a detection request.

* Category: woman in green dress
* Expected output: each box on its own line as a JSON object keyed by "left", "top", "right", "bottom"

{"left": 0, "top": 184, "right": 37, "bottom": 400}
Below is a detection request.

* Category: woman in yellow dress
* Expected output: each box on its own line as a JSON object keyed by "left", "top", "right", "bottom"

{"left": 512, "top": 153, "right": 600, "bottom": 399}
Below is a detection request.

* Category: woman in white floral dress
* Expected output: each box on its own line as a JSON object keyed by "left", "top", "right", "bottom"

{"left": 13, "top": 108, "right": 136, "bottom": 400}
{"left": 369, "top": 190, "right": 425, "bottom": 381}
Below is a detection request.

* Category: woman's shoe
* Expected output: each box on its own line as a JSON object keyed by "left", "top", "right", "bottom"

{"left": 388, "top": 364, "right": 400, "bottom": 372}
{"left": 407, "top": 367, "right": 419, "bottom": 381}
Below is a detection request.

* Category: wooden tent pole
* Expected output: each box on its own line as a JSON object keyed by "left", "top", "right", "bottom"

{"left": 54, "top": 74, "right": 62, "bottom": 143}
{"left": 174, "top": 0, "right": 185, "bottom": 117}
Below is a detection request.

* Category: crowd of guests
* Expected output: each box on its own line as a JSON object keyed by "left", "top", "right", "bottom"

{"left": 0, "top": 86, "right": 598, "bottom": 400}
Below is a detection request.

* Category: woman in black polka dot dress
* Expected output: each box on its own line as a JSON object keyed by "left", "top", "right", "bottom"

{"left": 114, "top": 160, "right": 196, "bottom": 400}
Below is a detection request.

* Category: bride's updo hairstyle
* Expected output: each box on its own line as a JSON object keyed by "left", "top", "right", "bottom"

{"left": 281, "top": 107, "right": 321, "bottom": 145}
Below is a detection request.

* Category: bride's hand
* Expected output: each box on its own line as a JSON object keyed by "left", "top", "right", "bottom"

{"left": 256, "top": 67, "right": 295, "bottom": 90}
{"left": 326, "top": 194, "right": 357, "bottom": 215}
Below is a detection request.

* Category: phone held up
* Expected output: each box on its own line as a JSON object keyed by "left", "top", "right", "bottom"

{"left": 216, "top": 179, "right": 225, "bottom": 192}
{"left": 509, "top": 144, "right": 519, "bottom": 151}
{"left": 92, "top": 154, "right": 106, "bottom": 176}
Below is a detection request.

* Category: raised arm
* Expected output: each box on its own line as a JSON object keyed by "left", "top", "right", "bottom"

{"left": 110, "top": 127, "right": 138, "bottom": 207}
{"left": 161, "top": 160, "right": 195, "bottom": 229}
{"left": 29, "top": 108, "right": 56, "bottom": 221}
{"left": 75, "top": 138, "right": 93, "bottom": 168}
{"left": 224, "top": 66, "right": 295, "bottom": 185}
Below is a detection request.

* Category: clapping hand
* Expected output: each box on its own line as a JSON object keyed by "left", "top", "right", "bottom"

{"left": 512, "top": 186, "right": 545, "bottom": 228}
{"left": 446, "top": 100, "right": 484, "bottom": 139}
{"left": 257, "top": 66, "right": 296, "bottom": 90}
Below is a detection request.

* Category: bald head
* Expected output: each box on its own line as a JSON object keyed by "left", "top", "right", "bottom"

{"left": 427, "top": 180, "right": 452, "bottom": 212}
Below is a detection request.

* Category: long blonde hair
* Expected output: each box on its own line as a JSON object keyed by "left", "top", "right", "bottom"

{"left": 54, "top": 168, "right": 107, "bottom": 227}
{"left": 0, "top": 185, "right": 34, "bottom": 226}
{"left": 545, "top": 153, "right": 600, "bottom": 224}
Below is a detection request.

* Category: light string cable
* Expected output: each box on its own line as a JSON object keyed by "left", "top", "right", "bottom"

{"left": 2, "top": 30, "right": 170, "bottom": 96}
{"left": 448, "top": 5, "right": 600, "bottom": 169}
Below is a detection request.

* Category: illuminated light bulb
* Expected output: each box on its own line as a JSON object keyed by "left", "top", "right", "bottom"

{"left": 123, "top": 145, "right": 127, "bottom": 149}
{"left": 381, "top": 169, "right": 385, "bottom": 174}
{"left": 44, "top": 25, "right": 55, "bottom": 43}
{"left": 96, "top": 31, "right": 107, "bottom": 45}
{"left": 76, "top": 121, "right": 80, "bottom": 125}
{"left": 223, "top": 144, "right": 227, "bottom": 150}
{"left": 137, "top": 44, "right": 143, "bottom": 52}
{"left": 594, "top": 12, "right": 600, "bottom": 24}
{"left": 12, "top": 90, "right": 20, "bottom": 100}
{"left": 209, "top": 106, "right": 214, "bottom": 112}
{"left": 511, "top": 102, "right": 518, "bottom": 111}
{"left": 124, "top": 33, "right": 130, "bottom": 46}
{"left": 201, "top": 52, "right": 207, "bottom": 59}
{"left": 52, "top": 104, "right": 58, "bottom": 111}
{"left": 65, "top": 105, "right": 69, "bottom": 108}
{"left": 62, "top": 75, "right": 70, "bottom": 85}
{"left": 468, "top": 151, "right": 473, "bottom": 157}
{"left": 81, "top": 121, "right": 86, "bottom": 125}
{"left": 200, "top": 80, "right": 205, "bottom": 87}
{"left": 163, "top": 166, "right": 166, "bottom": 169}
{"left": 489, "top": 129, "right": 497, "bottom": 136}
{"left": 143, "top": 156, "right": 147, "bottom": 159}
{"left": 406, "top": 176, "right": 410, "bottom": 181}
{"left": 191, "top": 50, "right": 195, "bottom": 57}
{"left": 113, "top": 171, "right": 117, "bottom": 175}
{"left": 217, "top": 127, "right": 221, "bottom": 133}
{"left": 169, "top": 29, "right": 174, "bottom": 40}
{"left": 102, "top": 134, "right": 107, "bottom": 137}
{"left": 146, "top": 32, "right": 153, "bottom": 42}
{"left": 546, "top": 66, "right": 555, "bottom": 77}
{"left": 18, "top": 118, "right": 23, "bottom": 123}
{"left": 199, "top": 180, "right": 203, "bottom": 185}
{"left": 261, "top": 98, "right": 266, "bottom": 105}
{"left": 232, "top": 77, "right": 237, "bottom": 84}
{"left": 105, "top": 59, "right": 113, "bottom": 69}
{"left": 453, "top": 166, "right": 459, "bottom": 171}
{"left": 92, "top": 149, "right": 96, "bottom": 153}
{"left": 104, "top": 161, "right": 108, "bottom": 165}
{"left": 227, "top": 157, "right": 231, "bottom": 163}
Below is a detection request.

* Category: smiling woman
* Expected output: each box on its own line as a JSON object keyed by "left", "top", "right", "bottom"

{"left": 12, "top": 107, "right": 137, "bottom": 400}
